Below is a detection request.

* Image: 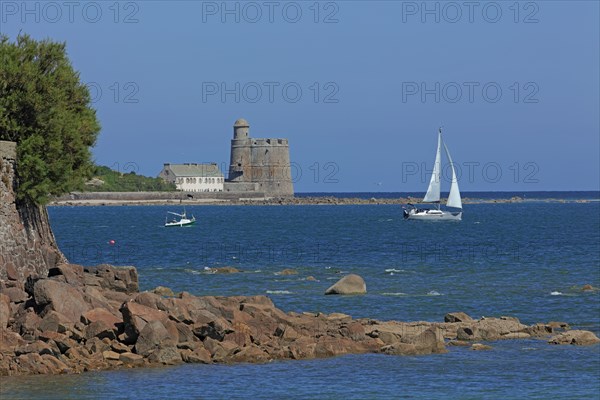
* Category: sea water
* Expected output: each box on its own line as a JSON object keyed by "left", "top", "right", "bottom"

{"left": 2, "top": 197, "right": 599, "bottom": 399}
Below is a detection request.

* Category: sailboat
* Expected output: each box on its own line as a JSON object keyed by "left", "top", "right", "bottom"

{"left": 164, "top": 208, "right": 196, "bottom": 227}
{"left": 403, "top": 128, "right": 462, "bottom": 221}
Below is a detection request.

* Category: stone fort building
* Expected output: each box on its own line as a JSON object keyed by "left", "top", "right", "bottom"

{"left": 224, "top": 118, "right": 293, "bottom": 196}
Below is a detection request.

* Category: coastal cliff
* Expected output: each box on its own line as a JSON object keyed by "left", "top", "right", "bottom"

{"left": 0, "top": 141, "right": 66, "bottom": 281}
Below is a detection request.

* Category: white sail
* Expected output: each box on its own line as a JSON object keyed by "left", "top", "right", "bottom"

{"left": 443, "top": 141, "right": 462, "bottom": 209}
{"left": 423, "top": 131, "right": 442, "bottom": 203}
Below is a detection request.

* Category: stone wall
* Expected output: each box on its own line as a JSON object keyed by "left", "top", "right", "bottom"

{"left": 223, "top": 182, "right": 260, "bottom": 193}
{"left": 54, "top": 190, "right": 268, "bottom": 201}
{"left": 0, "top": 140, "right": 66, "bottom": 282}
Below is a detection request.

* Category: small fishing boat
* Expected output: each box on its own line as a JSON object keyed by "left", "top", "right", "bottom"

{"left": 403, "top": 127, "right": 463, "bottom": 221}
{"left": 165, "top": 209, "right": 196, "bottom": 227}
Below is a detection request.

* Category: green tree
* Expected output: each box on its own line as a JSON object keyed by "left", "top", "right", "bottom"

{"left": 0, "top": 34, "right": 100, "bottom": 204}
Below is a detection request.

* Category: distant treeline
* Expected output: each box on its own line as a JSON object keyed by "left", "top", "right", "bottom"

{"left": 83, "top": 165, "right": 176, "bottom": 192}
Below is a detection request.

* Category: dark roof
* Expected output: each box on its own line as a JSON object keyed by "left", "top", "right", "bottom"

{"left": 164, "top": 163, "right": 223, "bottom": 177}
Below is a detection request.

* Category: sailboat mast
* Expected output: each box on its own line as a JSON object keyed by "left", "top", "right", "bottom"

{"left": 438, "top": 127, "right": 442, "bottom": 211}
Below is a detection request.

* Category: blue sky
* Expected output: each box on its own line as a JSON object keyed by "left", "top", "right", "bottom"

{"left": 1, "top": 1, "right": 598, "bottom": 192}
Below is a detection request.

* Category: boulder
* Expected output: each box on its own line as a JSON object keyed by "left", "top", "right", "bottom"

{"left": 231, "top": 345, "right": 271, "bottom": 363}
{"left": 380, "top": 342, "right": 419, "bottom": 356}
{"left": 85, "top": 320, "right": 117, "bottom": 341}
{"left": 119, "top": 352, "right": 144, "bottom": 366}
{"left": 324, "top": 274, "right": 366, "bottom": 295}
{"left": 40, "top": 354, "right": 70, "bottom": 374}
{"left": 82, "top": 307, "right": 122, "bottom": 328}
{"left": 0, "top": 329, "right": 26, "bottom": 352}
{"left": 274, "top": 325, "right": 299, "bottom": 342}
{"left": 547, "top": 321, "right": 569, "bottom": 330}
{"left": 161, "top": 298, "right": 194, "bottom": 324}
{"left": 548, "top": 330, "right": 600, "bottom": 346}
{"left": 120, "top": 301, "right": 170, "bottom": 343}
{"left": 180, "top": 347, "right": 211, "bottom": 364}
{"left": 82, "top": 287, "right": 119, "bottom": 313}
{"left": 102, "top": 290, "right": 130, "bottom": 304}
{"left": 525, "top": 323, "right": 554, "bottom": 337}
{"left": 85, "top": 337, "right": 112, "bottom": 354}
{"left": 444, "top": 312, "right": 474, "bottom": 323}
{"left": 203, "top": 337, "right": 238, "bottom": 362}
{"left": 479, "top": 317, "right": 528, "bottom": 339}
{"left": 447, "top": 340, "right": 470, "bottom": 346}
{"left": 172, "top": 322, "right": 196, "bottom": 343}
{"left": 65, "top": 346, "right": 91, "bottom": 362}
{"left": 224, "top": 331, "right": 251, "bottom": 347}
{"left": 340, "top": 322, "right": 366, "bottom": 341}
{"left": 38, "top": 310, "right": 74, "bottom": 333}
{"left": 275, "top": 269, "right": 298, "bottom": 276}
{"left": 151, "top": 286, "right": 175, "bottom": 297}
{"left": 48, "top": 264, "right": 84, "bottom": 286}
{"left": 13, "top": 309, "right": 42, "bottom": 339}
{"left": 372, "top": 330, "right": 402, "bottom": 346}
{"left": 325, "top": 311, "right": 351, "bottom": 322}
{"left": 133, "top": 292, "right": 169, "bottom": 310}
{"left": 15, "top": 340, "right": 56, "bottom": 356}
{"left": 314, "top": 337, "right": 354, "bottom": 358}
{"left": 33, "top": 279, "right": 90, "bottom": 323}
{"left": 471, "top": 343, "right": 493, "bottom": 351}
{"left": 147, "top": 346, "right": 182, "bottom": 365}
{"left": 1, "top": 287, "right": 29, "bottom": 303}
{"left": 135, "top": 320, "right": 173, "bottom": 356}
{"left": 5, "top": 262, "right": 19, "bottom": 281}
{"left": 456, "top": 326, "right": 478, "bottom": 341}
{"left": 404, "top": 327, "right": 447, "bottom": 354}
{"left": 102, "top": 350, "right": 121, "bottom": 361}
{"left": 110, "top": 341, "right": 130, "bottom": 354}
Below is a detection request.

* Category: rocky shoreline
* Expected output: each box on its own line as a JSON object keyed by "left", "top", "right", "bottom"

{"left": 1, "top": 264, "right": 598, "bottom": 376}
{"left": 49, "top": 195, "right": 597, "bottom": 207}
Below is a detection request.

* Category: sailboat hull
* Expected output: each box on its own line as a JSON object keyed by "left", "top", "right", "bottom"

{"left": 164, "top": 218, "right": 196, "bottom": 227}
{"left": 404, "top": 209, "right": 462, "bottom": 221}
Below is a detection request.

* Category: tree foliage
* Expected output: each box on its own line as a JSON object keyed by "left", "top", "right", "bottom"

{"left": 0, "top": 34, "right": 100, "bottom": 204}
{"left": 85, "top": 166, "right": 177, "bottom": 192}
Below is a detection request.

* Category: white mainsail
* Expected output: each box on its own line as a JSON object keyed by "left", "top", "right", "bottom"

{"left": 443, "top": 141, "right": 462, "bottom": 209}
{"left": 423, "top": 131, "right": 442, "bottom": 203}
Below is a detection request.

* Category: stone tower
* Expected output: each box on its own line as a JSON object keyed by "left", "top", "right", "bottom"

{"left": 227, "top": 119, "right": 293, "bottom": 196}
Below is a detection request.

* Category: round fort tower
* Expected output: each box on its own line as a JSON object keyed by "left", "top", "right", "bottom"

{"left": 228, "top": 118, "right": 251, "bottom": 182}
{"left": 233, "top": 118, "right": 249, "bottom": 139}
{"left": 227, "top": 118, "right": 293, "bottom": 195}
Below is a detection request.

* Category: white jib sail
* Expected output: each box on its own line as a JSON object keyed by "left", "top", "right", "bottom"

{"left": 443, "top": 141, "right": 462, "bottom": 209}
{"left": 423, "top": 131, "right": 442, "bottom": 203}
